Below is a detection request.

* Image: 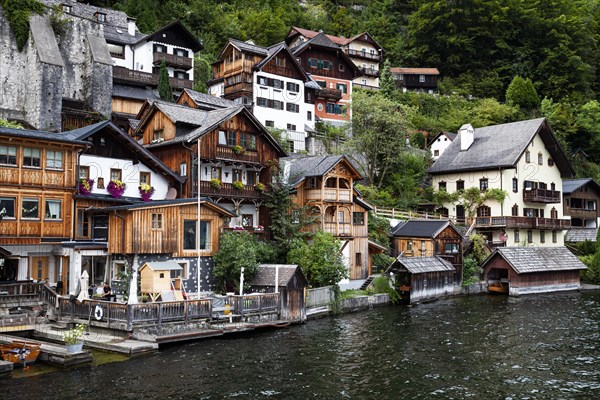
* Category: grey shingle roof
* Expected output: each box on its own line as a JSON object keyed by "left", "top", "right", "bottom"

{"left": 391, "top": 219, "right": 456, "bottom": 238}
{"left": 253, "top": 42, "right": 310, "bottom": 82}
{"left": 562, "top": 178, "right": 600, "bottom": 195}
{"left": 141, "top": 261, "right": 182, "bottom": 271}
{"left": 282, "top": 155, "right": 345, "bottom": 186}
{"left": 565, "top": 228, "right": 598, "bottom": 243}
{"left": 180, "top": 89, "right": 235, "bottom": 110}
{"left": 0, "top": 126, "right": 88, "bottom": 146}
{"left": 228, "top": 38, "right": 269, "bottom": 56}
{"left": 249, "top": 264, "right": 307, "bottom": 287}
{"left": 428, "top": 118, "right": 573, "bottom": 177}
{"left": 392, "top": 256, "right": 455, "bottom": 274}
{"left": 490, "top": 247, "right": 587, "bottom": 274}
{"left": 154, "top": 101, "right": 242, "bottom": 127}
{"left": 113, "top": 84, "right": 159, "bottom": 101}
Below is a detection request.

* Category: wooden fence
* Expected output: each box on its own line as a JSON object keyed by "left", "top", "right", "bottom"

{"left": 372, "top": 206, "right": 444, "bottom": 221}
{"left": 0, "top": 282, "right": 43, "bottom": 307}
{"left": 306, "top": 286, "right": 335, "bottom": 308}
{"left": 227, "top": 293, "right": 279, "bottom": 316}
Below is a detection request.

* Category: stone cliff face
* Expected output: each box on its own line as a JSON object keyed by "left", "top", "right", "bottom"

{"left": 0, "top": 6, "right": 112, "bottom": 131}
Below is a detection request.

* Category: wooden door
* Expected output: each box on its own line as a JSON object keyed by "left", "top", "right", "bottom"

{"left": 30, "top": 256, "right": 49, "bottom": 282}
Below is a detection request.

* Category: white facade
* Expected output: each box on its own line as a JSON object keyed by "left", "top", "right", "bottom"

{"left": 252, "top": 71, "right": 314, "bottom": 153}
{"left": 345, "top": 38, "right": 380, "bottom": 88}
{"left": 431, "top": 132, "right": 567, "bottom": 247}
{"left": 80, "top": 154, "right": 171, "bottom": 200}
{"left": 430, "top": 134, "right": 454, "bottom": 160}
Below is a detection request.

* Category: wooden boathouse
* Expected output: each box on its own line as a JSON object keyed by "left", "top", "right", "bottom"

{"left": 481, "top": 247, "right": 587, "bottom": 295}
{"left": 249, "top": 264, "right": 308, "bottom": 323}
{"left": 388, "top": 255, "right": 455, "bottom": 304}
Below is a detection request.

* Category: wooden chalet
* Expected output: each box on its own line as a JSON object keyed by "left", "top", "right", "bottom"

{"left": 287, "top": 33, "right": 362, "bottom": 125}
{"left": 481, "top": 247, "right": 586, "bottom": 295}
{"left": 177, "top": 88, "right": 235, "bottom": 111}
{"left": 390, "top": 68, "right": 440, "bottom": 93}
{"left": 563, "top": 178, "right": 600, "bottom": 243}
{"left": 391, "top": 219, "right": 463, "bottom": 284}
{"left": 134, "top": 101, "right": 287, "bottom": 232}
{"left": 282, "top": 155, "right": 372, "bottom": 280}
{"left": 389, "top": 255, "right": 455, "bottom": 304}
{"left": 89, "top": 198, "right": 234, "bottom": 293}
{"left": 249, "top": 264, "right": 308, "bottom": 323}
{"left": 0, "top": 126, "right": 88, "bottom": 287}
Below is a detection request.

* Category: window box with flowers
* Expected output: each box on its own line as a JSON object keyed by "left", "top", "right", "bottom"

{"left": 79, "top": 178, "right": 94, "bottom": 196}
{"left": 254, "top": 182, "right": 266, "bottom": 192}
{"left": 210, "top": 178, "right": 222, "bottom": 189}
{"left": 232, "top": 180, "right": 244, "bottom": 190}
{"left": 139, "top": 184, "right": 155, "bottom": 202}
{"left": 255, "top": 225, "right": 264, "bottom": 232}
{"left": 107, "top": 180, "right": 126, "bottom": 199}
{"left": 232, "top": 145, "right": 245, "bottom": 154}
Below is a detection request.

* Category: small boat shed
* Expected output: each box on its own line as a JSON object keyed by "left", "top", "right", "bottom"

{"left": 481, "top": 247, "right": 587, "bottom": 296}
{"left": 249, "top": 264, "right": 308, "bottom": 323}
{"left": 388, "top": 255, "right": 455, "bottom": 304}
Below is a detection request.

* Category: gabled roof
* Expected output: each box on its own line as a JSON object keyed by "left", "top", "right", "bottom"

{"left": 562, "top": 178, "right": 600, "bottom": 196}
{"left": 391, "top": 219, "right": 460, "bottom": 239}
{"left": 220, "top": 38, "right": 269, "bottom": 58}
{"left": 178, "top": 89, "right": 235, "bottom": 110}
{"left": 281, "top": 155, "right": 362, "bottom": 187}
{"left": 428, "top": 118, "right": 574, "bottom": 177}
{"left": 390, "top": 67, "right": 440, "bottom": 75}
{"left": 138, "top": 102, "right": 287, "bottom": 156}
{"left": 112, "top": 84, "right": 159, "bottom": 101}
{"left": 0, "top": 126, "right": 89, "bottom": 146}
{"left": 565, "top": 228, "right": 598, "bottom": 243}
{"left": 63, "top": 120, "right": 184, "bottom": 183}
{"left": 286, "top": 26, "right": 348, "bottom": 46}
{"left": 253, "top": 42, "right": 311, "bottom": 82}
{"left": 140, "top": 261, "right": 182, "bottom": 271}
{"left": 250, "top": 264, "right": 308, "bottom": 287}
{"left": 291, "top": 33, "right": 362, "bottom": 77}
{"left": 87, "top": 197, "right": 235, "bottom": 217}
{"left": 391, "top": 255, "right": 455, "bottom": 274}
{"left": 483, "top": 246, "right": 587, "bottom": 274}
{"left": 428, "top": 131, "right": 457, "bottom": 146}
{"left": 134, "top": 21, "right": 202, "bottom": 52}
{"left": 344, "top": 31, "right": 383, "bottom": 50}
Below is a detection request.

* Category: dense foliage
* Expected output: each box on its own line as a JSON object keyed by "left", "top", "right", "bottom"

{"left": 1, "top": 0, "right": 45, "bottom": 51}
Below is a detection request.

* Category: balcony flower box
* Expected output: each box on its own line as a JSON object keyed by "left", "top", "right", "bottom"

{"left": 254, "top": 182, "right": 266, "bottom": 192}
{"left": 107, "top": 180, "right": 126, "bottom": 199}
{"left": 79, "top": 178, "right": 94, "bottom": 196}
{"left": 232, "top": 145, "right": 245, "bottom": 154}
{"left": 232, "top": 180, "right": 244, "bottom": 190}
{"left": 210, "top": 178, "right": 222, "bottom": 189}
{"left": 139, "top": 184, "right": 155, "bottom": 202}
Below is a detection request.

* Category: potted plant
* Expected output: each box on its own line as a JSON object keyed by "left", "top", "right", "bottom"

{"left": 254, "top": 182, "right": 266, "bottom": 192}
{"left": 79, "top": 178, "right": 94, "bottom": 196}
{"left": 107, "top": 180, "right": 126, "bottom": 199}
{"left": 232, "top": 180, "right": 244, "bottom": 190}
{"left": 210, "top": 178, "right": 222, "bottom": 189}
{"left": 139, "top": 183, "right": 155, "bottom": 202}
{"left": 63, "top": 323, "right": 86, "bottom": 353}
{"left": 140, "top": 294, "right": 149, "bottom": 303}
{"left": 232, "top": 145, "right": 245, "bottom": 154}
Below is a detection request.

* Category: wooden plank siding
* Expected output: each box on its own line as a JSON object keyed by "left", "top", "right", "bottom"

{"left": 112, "top": 97, "right": 145, "bottom": 116}
{"left": 107, "top": 203, "right": 224, "bottom": 257}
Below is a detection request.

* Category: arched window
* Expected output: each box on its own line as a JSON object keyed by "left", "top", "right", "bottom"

{"left": 551, "top": 207, "right": 558, "bottom": 219}
{"left": 511, "top": 204, "right": 519, "bottom": 216}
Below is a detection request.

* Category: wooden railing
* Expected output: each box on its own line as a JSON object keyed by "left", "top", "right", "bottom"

{"left": 194, "top": 180, "right": 266, "bottom": 199}
{"left": 523, "top": 188, "right": 561, "bottom": 203}
{"left": 359, "top": 67, "right": 379, "bottom": 77}
{"left": 316, "top": 87, "right": 343, "bottom": 100}
{"left": 0, "top": 282, "right": 42, "bottom": 306}
{"left": 345, "top": 48, "right": 382, "bottom": 61}
{"left": 353, "top": 83, "right": 379, "bottom": 91}
{"left": 305, "top": 188, "right": 352, "bottom": 202}
{"left": 215, "top": 145, "right": 260, "bottom": 163}
{"left": 324, "top": 222, "right": 351, "bottom": 236}
{"left": 372, "top": 207, "right": 444, "bottom": 220}
{"left": 112, "top": 66, "right": 193, "bottom": 89}
{"left": 224, "top": 82, "right": 253, "bottom": 95}
{"left": 214, "top": 60, "right": 255, "bottom": 79}
{"left": 306, "top": 286, "right": 334, "bottom": 308}
{"left": 228, "top": 293, "right": 279, "bottom": 316}
{"left": 153, "top": 52, "right": 193, "bottom": 69}
{"left": 475, "top": 216, "right": 571, "bottom": 230}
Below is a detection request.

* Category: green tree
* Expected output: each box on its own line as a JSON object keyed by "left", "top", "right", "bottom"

{"left": 157, "top": 60, "right": 173, "bottom": 102}
{"left": 213, "top": 231, "right": 263, "bottom": 292}
{"left": 505, "top": 76, "right": 540, "bottom": 111}
{"left": 347, "top": 90, "right": 414, "bottom": 187}
{"left": 287, "top": 230, "right": 347, "bottom": 287}
{"left": 0, "top": 119, "right": 23, "bottom": 129}
{"left": 379, "top": 59, "right": 396, "bottom": 99}
{"left": 1, "top": 0, "right": 45, "bottom": 51}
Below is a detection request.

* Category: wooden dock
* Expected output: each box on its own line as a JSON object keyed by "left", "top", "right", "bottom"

{"left": 0, "top": 334, "right": 92, "bottom": 367}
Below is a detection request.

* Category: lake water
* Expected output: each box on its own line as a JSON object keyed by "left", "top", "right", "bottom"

{"left": 2, "top": 291, "right": 600, "bottom": 399}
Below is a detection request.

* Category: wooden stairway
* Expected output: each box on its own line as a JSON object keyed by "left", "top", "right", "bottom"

{"left": 359, "top": 275, "right": 378, "bottom": 290}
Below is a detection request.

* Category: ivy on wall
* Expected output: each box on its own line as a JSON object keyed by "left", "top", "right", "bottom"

{"left": 1, "top": 0, "right": 45, "bottom": 51}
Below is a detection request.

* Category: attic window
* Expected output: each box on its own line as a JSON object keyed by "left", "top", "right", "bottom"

{"left": 95, "top": 12, "right": 106, "bottom": 22}
{"left": 538, "top": 152, "right": 543, "bottom": 165}
{"left": 548, "top": 158, "right": 554, "bottom": 167}
{"left": 62, "top": 4, "right": 72, "bottom": 13}
{"left": 525, "top": 150, "right": 531, "bottom": 163}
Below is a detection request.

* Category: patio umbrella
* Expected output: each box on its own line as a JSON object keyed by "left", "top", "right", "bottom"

{"left": 77, "top": 270, "right": 89, "bottom": 302}
{"left": 128, "top": 265, "right": 138, "bottom": 304}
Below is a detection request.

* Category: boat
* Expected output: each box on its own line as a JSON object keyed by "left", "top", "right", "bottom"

{"left": 0, "top": 340, "right": 41, "bottom": 367}
{"left": 488, "top": 281, "right": 509, "bottom": 294}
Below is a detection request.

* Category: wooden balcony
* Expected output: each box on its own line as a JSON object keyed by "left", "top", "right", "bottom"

{"left": 324, "top": 222, "right": 351, "bottom": 237}
{"left": 214, "top": 60, "right": 255, "bottom": 79}
{"left": 224, "top": 82, "right": 253, "bottom": 96}
{"left": 305, "top": 188, "right": 352, "bottom": 202}
{"left": 345, "top": 48, "right": 382, "bottom": 62}
{"left": 568, "top": 208, "right": 598, "bottom": 218}
{"left": 153, "top": 52, "right": 193, "bottom": 69}
{"left": 194, "top": 180, "right": 266, "bottom": 200}
{"left": 353, "top": 83, "right": 379, "bottom": 91}
{"left": 112, "top": 66, "right": 193, "bottom": 90}
{"left": 315, "top": 88, "right": 343, "bottom": 101}
{"left": 523, "top": 188, "right": 561, "bottom": 203}
{"left": 215, "top": 146, "right": 259, "bottom": 163}
{"left": 359, "top": 67, "right": 379, "bottom": 77}
{"left": 475, "top": 216, "right": 571, "bottom": 230}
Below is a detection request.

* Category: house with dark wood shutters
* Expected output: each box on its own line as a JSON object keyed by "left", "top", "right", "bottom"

{"left": 563, "top": 178, "right": 600, "bottom": 243}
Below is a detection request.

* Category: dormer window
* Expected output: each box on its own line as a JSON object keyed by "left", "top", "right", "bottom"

{"left": 62, "top": 4, "right": 72, "bottom": 13}
{"left": 95, "top": 12, "right": 106, "bottom": 23}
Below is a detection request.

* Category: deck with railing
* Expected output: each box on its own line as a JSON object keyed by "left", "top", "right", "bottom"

{"left": 475, "top": 216, "right": 571, "bottom": 230}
